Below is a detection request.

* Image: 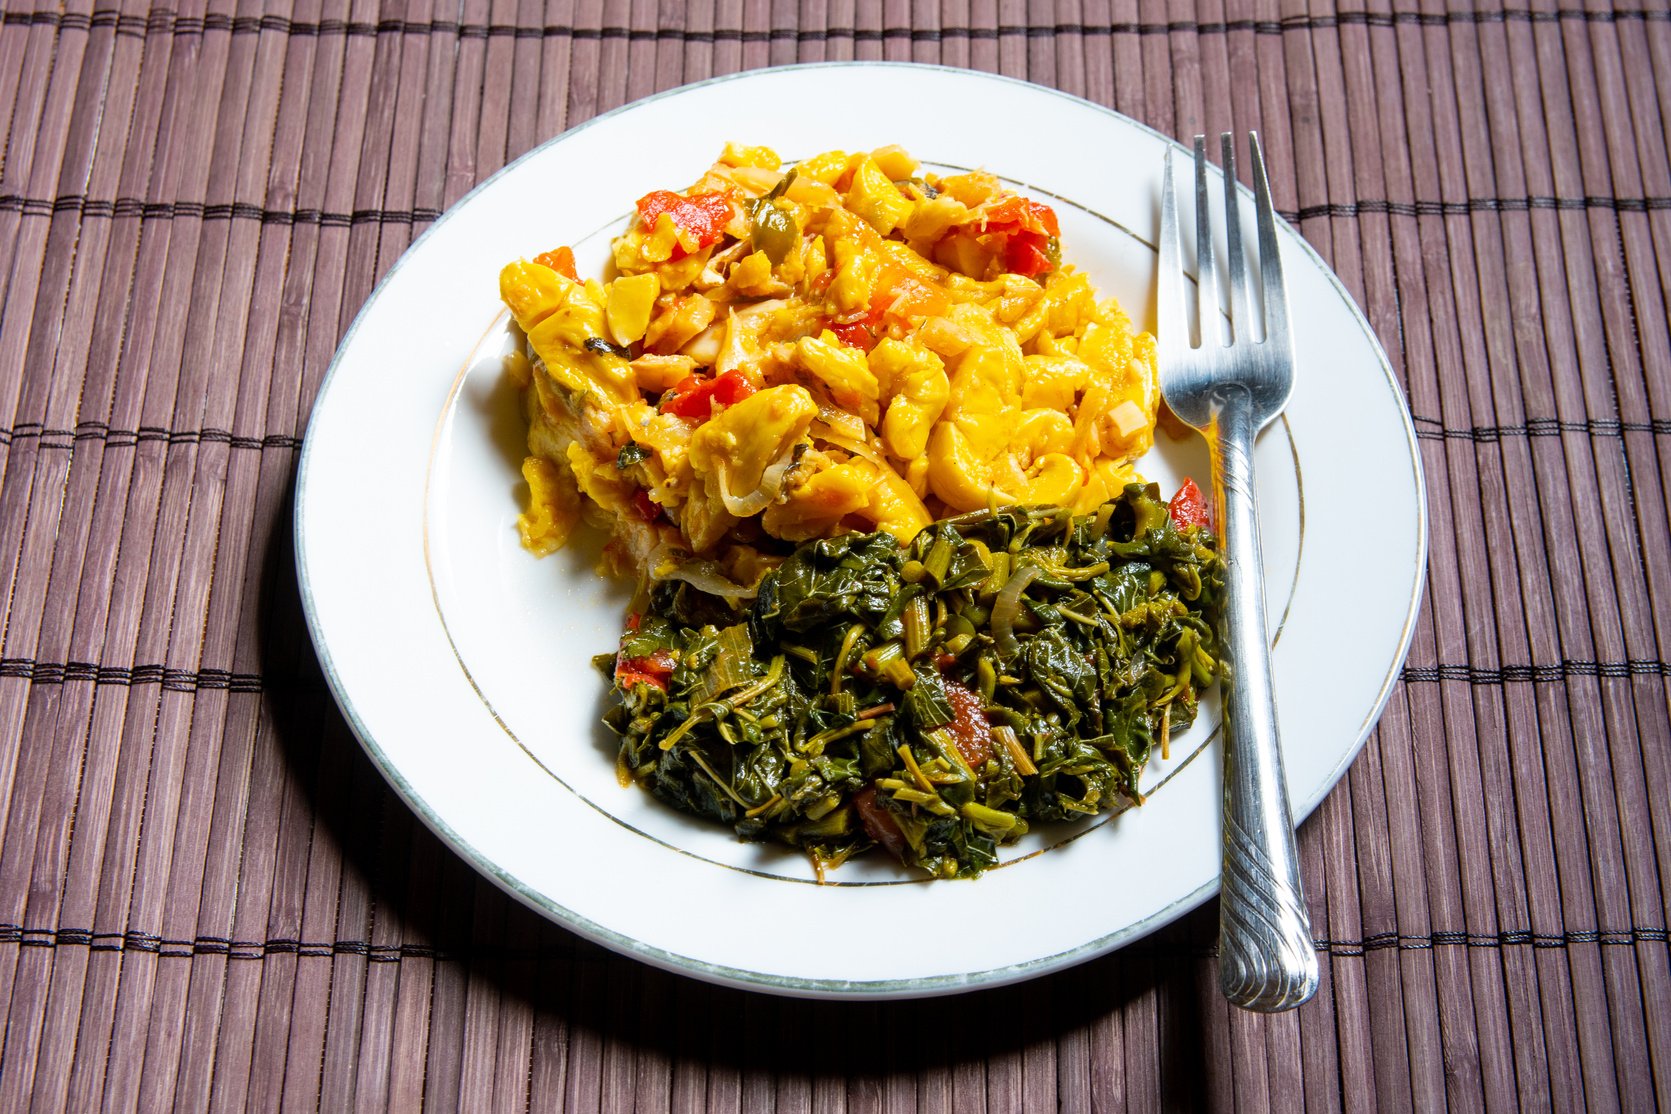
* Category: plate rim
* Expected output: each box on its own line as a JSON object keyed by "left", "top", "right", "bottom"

{"left": 295, "top": 60, "right": 1429, "bottom": 998}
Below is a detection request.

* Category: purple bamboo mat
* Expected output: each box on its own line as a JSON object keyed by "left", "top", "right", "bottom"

{"left": 0, "top": 1, "right": 1667, "bottom": 1109}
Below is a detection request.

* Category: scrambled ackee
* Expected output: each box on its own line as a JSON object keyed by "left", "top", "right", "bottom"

{"left": 499, "top": 143, "right": 1160, "bottom": 598}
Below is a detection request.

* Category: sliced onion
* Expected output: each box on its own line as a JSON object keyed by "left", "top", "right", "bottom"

{"left": 679, "top": 321, "right": 725, "bottom": 366}
{"left": 757, "top": 440, "right": 804, "bottom": 494}
{"left": 715, "top": 465, "right": 774, "bottom": 518}
{"left": 732, "top": 297, "right": 790, "bottom": 325}
{"left": 695, "top": 240, "right": 752, "bottom": 289}
{"left": 810, "top": 423, "right": 886, "bottom": 468}
{"left": 713, "top": 439, "right": 803, "bottom": 518}
{"left": 814, "top": 405, "right": 867, "bottom": 443}
{"left": 991, "top": 564, "right": 1041, "bottom": 661}
{"left": 714, "top": 310, "right": 747, "bottom": 377}
{"left": 647, "top": 543, "right": 758, "bottom": 602}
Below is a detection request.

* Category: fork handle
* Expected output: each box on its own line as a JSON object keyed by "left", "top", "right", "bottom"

{"left": 1210, "top": 387, "right": 1320, "bottom": 1012}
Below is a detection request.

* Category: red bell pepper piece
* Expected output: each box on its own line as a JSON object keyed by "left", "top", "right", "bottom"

{"left": 659, "top": 370, "right": 757, "bottom": 422}
{"left": 874, "top": 266, "right": 950, "bottom": 319}
{"left": 635, "top": 189, "right": 734, "bottom": 257}
{"left": 533, "top": 246, "right": 578, "bottom": 280}
{"left": 1169, "top": 478, "right": 1211, "bottom": 531}
{"left": 631, "top": 489, "right": 664, "bottom": 524}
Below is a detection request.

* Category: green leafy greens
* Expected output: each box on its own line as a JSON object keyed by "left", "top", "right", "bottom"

{"left": 597, "top": 484, "right": 1223, "bottom": 879}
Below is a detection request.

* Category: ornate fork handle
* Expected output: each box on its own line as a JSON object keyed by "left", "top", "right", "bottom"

{"left": 1211, "top": 387, "right": 1319, "bottom": 1012}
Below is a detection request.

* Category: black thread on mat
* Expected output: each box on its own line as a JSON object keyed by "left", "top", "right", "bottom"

{"left": 1293, "top": 196, "right": 1671, "bottom": 220}
{"left": 1400, "top": 661, "right": 1671, "bottom": 684}
{"left": 0, "top": 194, "right": 442, "bottom": 226}
{"left": 0, "top": 659, "right": 270, "bottom": 693}
{"left": 0, "top": 925, "right": 447, "bottom": 961}
{"left": 1312, "top": 926, "right": 1668, "bottom": 958}
{"left": 0, "top": 422, "right": 303, "bottom": 451}
{"left": 1409, "top": 414, "right": 1671, "bottom": 441}
{"left": 8, "top": 417, "right": 1665, "bottom": 453}
{"left": 5, "top": 655, "right": 1667, "bottom": 694}
{"left": 5, "top": 7, "right": 1667, "bottom": 40}
{"left": 5, "top": 192, "right": 1667, "bottom": 231}
{"left": 2, "top": 922, "right": 1663, "bottom": 961}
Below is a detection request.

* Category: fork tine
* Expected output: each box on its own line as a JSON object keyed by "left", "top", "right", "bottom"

{"left": 1249, "top": 132, "right": 1288, "bottom": 353}
{"left": 1192, "top": 135, "right": 1218, "bottom": 349}
{"left": 1159, "top": 152, "right": 1188, "bottom": 355}
{"left": 1220, "top": 132, "right": 1247, "bottom": 343}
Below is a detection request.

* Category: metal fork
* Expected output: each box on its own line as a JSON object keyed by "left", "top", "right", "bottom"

{"left": 1158, "top": 133, "right": 1319, "bottom": 1012}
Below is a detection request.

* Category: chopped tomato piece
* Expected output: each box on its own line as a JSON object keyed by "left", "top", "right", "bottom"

{"left": 826, "top": 267, "right": 949, "bottom": 350}
{"left": 711, "top": 371, "right": 758, "bottom": 407}
{"left": 659, "top": 370, "right": 758, "bottom": 422}
{"left": 828, "top": 321, "right": 876, "bottom": 350}
{"left": 854, "top": 785, "right": 908, "bottom": 860}
{"left": 1003, "top": 231, "right": 1055, "bottom": 277}
{"left": 979, "top": 196, "right": 1060, "bottom": 276}
{"left": 827, "top": 307, "right": 884, "bottom": 350}
{"left": 625, "top": 612, "right": 643, "bottom": 632}
{"left": 615, "top": 649, "right": 674, "bottom": 691}
{"left": 635, "top": 189, "right": 734, "bottom": 257}
{"left": 825, "top": 321, "right": 866, "bottom": 348}
{"left": 1169, "top": 478, "right": 1211, "bottom": 531}
{"left": 984, "top": 196, "right": 1060, "bottom": 237}
{"left": 941, "top": 678, "right": 994, "bottom": 768}
{"left": 533, "top": 246, "right": 577, "bottom": 280}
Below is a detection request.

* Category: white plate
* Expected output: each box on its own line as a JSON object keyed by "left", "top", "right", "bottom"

{"left": 296, "top": 63, "right": 1426, "bottom": 998}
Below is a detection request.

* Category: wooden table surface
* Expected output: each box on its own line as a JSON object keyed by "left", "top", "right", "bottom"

{"left": 0, "top": 1, "right": 1668, "bottom": 1109}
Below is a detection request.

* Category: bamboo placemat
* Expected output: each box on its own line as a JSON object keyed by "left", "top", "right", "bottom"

{"left": 0, "top": 1, "right": 1668, "bottom": 1109}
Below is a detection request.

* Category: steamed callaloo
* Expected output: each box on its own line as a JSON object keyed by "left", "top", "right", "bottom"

{"left": 599, "top": 483, "right": 1222, "bottom": 879}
